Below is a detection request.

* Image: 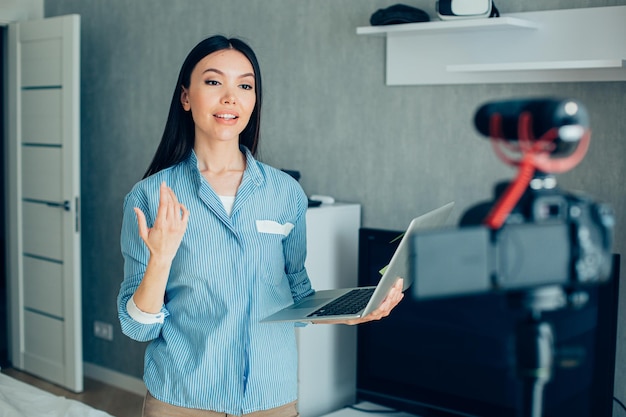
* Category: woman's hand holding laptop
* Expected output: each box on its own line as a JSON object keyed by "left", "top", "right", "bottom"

{"left": 312, "top": 278, "right": 404, "bottom": 325}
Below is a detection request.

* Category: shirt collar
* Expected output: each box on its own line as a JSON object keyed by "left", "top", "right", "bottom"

{"left": 240, "top": 145, "right": 264, "bottom": 187}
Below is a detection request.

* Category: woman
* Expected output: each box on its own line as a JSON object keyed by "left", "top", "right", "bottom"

{"left": 118, "top": 35, "right": 404, "bottom": 417}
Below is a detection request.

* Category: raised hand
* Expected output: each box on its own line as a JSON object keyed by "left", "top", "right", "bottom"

{"left": 135, "top": 181, "right": 190, "bottom": 264}
{"left": 131, "top": 182, "right": 190, "bottom": 314}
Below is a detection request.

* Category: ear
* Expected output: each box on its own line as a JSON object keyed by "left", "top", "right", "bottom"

{"left": 180, "top": 86, "right": 191, "bottom": 111}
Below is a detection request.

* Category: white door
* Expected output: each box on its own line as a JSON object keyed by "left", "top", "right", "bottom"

{"left": 6, "top": 14, "right": 82, "bottom": 392}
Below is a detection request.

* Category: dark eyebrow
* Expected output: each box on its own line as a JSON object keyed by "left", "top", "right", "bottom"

{"left": 203, "top": 68, "right": 255, "bottom": 79}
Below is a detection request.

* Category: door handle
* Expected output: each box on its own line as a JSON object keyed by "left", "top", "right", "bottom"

{"left": 45, "top": 200, "right": 71, "bottom": 211}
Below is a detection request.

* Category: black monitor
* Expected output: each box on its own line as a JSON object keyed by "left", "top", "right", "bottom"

{"left": 356, "top": 227, "right": 619, "bottom": 417}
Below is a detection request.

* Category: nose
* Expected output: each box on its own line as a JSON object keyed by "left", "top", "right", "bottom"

{"left": 221, "top": 88, "right": 236, "bottom": 105}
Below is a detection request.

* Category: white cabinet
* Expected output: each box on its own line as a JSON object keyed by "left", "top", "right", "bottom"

{"left": 297, "top": 203, "right": 362, "bottom": 417}
{"left": 357, "top": 6, "right": 626, "bottom": 85}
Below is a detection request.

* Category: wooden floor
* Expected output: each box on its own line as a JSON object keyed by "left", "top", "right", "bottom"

{"left": 1, "top": 367, "right": 144, "bottom": 417}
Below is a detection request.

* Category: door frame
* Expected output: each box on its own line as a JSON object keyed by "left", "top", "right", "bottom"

{"left": 0, "top": 3, "right": 32, "bottom": 371}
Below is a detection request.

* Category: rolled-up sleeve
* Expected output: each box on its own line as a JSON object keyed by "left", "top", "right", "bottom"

{"left": 283, "top": 190, "right": 314, "bottom": 303}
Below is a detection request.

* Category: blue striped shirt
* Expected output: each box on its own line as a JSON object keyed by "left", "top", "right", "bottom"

{"left": 118, "top": 146, "right": 314, "bottom": 414}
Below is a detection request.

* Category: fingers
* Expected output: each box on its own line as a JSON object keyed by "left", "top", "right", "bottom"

{"left": 358, "top": 279, "right": 405, "bottom": 323}
{"left": 134, "top": 207, "right": 149, "bottom": 242}
{"left": 135, "top": 182, "right": 189, "bottom": 263}
{"left": 165, "top": 184, "right": 189, "bottom": 224}
{"left": 157, "top": 181, "right": 170, "bottom": 221}
{"left": 179, "top": 203, "right": 190, "bottom": 225}
{"left": 375, "top": 279, "right": 404, "bottom": 312}
{"left": 326, "top": 280, "right": 406, "bottom": 326}
{"left": 164, "top": 183, "right": 180, "bottom": 210}
{"left": 155, "top": 182, "right": 187, "bottom": 226}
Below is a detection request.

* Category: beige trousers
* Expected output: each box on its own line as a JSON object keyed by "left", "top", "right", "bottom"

{"left": 142, "top": 391, "right": 299, "bottom": 417}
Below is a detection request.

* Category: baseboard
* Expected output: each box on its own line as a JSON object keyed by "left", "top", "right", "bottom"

{"left": 83, "top": 362, "right": 147, "bottom": 397}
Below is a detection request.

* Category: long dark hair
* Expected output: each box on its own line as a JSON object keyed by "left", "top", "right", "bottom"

{"left": 143, "top": 35, "right": 263, "bottom": 179}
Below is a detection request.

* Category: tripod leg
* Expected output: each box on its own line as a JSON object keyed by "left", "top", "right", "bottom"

{"left": 516, "top": 318, "right": 554, "bottom": 417}
{"left": 521, "top": 379, "right": 546, "bottom": 417}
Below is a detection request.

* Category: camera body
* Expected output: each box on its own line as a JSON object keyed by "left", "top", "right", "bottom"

{"left": 411, "top": 185, "right": 614, "bottom": 300}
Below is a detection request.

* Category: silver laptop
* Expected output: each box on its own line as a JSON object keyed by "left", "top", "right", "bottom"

{"left": 260, "top": 202, "right": 455, "bottom": 323}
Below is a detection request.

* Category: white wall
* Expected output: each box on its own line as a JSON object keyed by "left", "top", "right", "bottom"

{"left": 0, "top": 0, "right": 43, "bottom": 23}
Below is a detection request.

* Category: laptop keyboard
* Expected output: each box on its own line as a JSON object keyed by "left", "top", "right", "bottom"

{"left": 307, "top": 288, "right": 375, "bottom": 318}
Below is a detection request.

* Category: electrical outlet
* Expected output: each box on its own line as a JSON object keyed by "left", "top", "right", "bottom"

{"left": 94, "top": 320, "right": 114, "bottom": 341}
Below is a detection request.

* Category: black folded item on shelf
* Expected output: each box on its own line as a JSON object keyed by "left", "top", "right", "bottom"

{"left": 370, "top": 4, "right": 430, "bottom": 26}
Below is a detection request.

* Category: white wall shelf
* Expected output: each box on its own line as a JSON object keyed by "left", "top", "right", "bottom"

{"left": 356, "top": 16, "right": 537, "bottom": 36}
{"left": 447, "top": 59, "right": 626, "bottom": 73}
{"left": 356, "top": 6, "right": 626, "bottom": 85}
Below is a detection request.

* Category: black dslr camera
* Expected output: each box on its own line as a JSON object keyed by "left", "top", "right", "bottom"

{"left": 410, "top": 98, "right": 614, "bottom": 300}
{"left": 409, "top": 98, "right": 614, "bottom": 417}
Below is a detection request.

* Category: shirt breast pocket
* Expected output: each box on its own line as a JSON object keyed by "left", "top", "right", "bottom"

{"left": 256, "top": 220, "right": 294, "bottom": 236}
{"left": 256, "top": 220, "right": 294, "bottom": 286}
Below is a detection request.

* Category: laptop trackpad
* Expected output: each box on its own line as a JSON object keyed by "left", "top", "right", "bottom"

{"left": 295, "top": 298, "right": 332, "bottom": 309}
